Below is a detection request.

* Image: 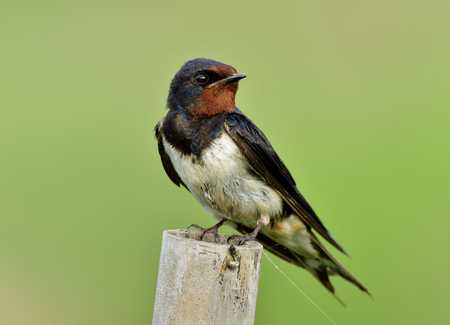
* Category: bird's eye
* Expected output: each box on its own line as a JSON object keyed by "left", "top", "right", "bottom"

{"left": 194, "top": 72, "right": 209, "bottom": 85}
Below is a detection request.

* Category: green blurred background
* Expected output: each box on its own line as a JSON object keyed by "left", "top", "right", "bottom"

{"left": 1, "top": 1, "right": 449, "bottom": 324}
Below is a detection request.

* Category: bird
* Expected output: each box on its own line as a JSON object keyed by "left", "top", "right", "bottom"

{"left": 155, "top": 58, "right": 370, "bottom": 303}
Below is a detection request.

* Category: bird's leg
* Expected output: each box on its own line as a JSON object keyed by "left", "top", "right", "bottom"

{"left": 228, "top": 220, "right": 265, "bottom": 246}
{"left": 188, "top": 219, "right": 227, "bottom": 241}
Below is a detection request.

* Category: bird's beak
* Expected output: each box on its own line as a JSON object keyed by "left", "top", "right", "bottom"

{"left": 206, "top": 73, "right": 247, "bottom": 88}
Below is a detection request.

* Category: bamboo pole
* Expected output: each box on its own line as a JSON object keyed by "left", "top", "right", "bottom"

{"left": 152, "top": 229, "right": 263, "bottom": 325}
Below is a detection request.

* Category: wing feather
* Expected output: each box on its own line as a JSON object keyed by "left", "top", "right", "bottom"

{"left": 224, "top": 111, "right": 346, "bottom": 254}
{"left": 154, "top": 119, "right": 187, "bottom": 189}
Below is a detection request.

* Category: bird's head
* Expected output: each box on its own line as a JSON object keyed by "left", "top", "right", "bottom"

{"left": 167, "top": 58, "right": 246, "bottom": 120}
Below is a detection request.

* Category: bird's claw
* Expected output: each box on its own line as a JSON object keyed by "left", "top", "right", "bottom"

{"left": 187, "top": 220, "right": 226, "bottom": 241}
{"left": 227, "top": 221, "right": 263, "bottom": 245}
{"left": 187, "top": 224, "right": 206, "bottom": 231}
{"left": 227, "top": 233, "right": 257, "bottom": 246}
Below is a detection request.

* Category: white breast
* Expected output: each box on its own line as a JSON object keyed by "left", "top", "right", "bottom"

{"left": 162, "top": 132, "right": 283, "bottom": 228}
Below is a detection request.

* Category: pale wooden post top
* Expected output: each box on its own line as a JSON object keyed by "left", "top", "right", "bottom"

{"left": 152, "top": 229, "right": 263, "bottom": 325}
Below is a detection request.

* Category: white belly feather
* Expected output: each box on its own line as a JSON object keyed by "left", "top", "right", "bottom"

{"left": 162, "top": 131, "right": 319, "bottom": 258}
{"left": 162, "top": 132, "right": 283, "bottom": 228}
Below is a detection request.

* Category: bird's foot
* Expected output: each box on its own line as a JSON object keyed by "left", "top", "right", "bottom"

{"left": 227, "top": 222, "right": 264, "bottom": 246}
{"left": 227, "top": 233, "right": 257, "bottom": 246}
{"left": 188, "top": 220, "right": 226, "bottom": 241}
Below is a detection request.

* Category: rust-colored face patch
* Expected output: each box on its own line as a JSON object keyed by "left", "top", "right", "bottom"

{"left": 194, "top": 64, "right": 240, "bottom": 118}
{"left": 198, "top": 82, "right": 238, "bottom": 116}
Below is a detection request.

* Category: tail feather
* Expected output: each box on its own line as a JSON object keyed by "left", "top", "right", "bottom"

{"left": 233, "top": 223, "right": 370, "bottom": 305}
{"left": 309, "top": 232, "right": 371, "bottom": 295}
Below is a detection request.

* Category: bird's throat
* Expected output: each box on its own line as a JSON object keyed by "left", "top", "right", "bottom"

{"left": 192, "top": 83, "right": 238, "bottom": 120}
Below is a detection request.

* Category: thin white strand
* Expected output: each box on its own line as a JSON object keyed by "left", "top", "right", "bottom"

{"left": 262, "top": 251, "right": 337, "bottom": 325}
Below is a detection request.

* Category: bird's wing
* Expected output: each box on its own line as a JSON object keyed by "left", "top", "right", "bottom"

{"left": 224, "top": 111, "right": 346, "bottom": 254}
{"left": 154, "top": 119, "right": 187, "bottom": 189}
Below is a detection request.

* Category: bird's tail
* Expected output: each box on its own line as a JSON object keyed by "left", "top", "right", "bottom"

{"left": 233, "top": 223, "right": 370, "bottom": 306}
{"left": 309, "top": 232, "right": 370, "bottom": 294}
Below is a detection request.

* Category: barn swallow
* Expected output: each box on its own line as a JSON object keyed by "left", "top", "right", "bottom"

{"left": 155, "top": 58, "right": 370, "bottom": 302}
